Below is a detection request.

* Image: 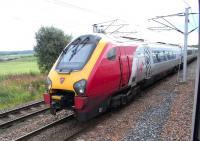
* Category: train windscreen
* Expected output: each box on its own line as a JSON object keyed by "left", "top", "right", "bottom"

{"left": 55, "top": 35, "right": 101, "bottom": 73}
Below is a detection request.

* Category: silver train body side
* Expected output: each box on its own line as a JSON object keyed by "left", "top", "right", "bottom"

{"left": 129, "top": 43, "right": 197, "bottom": 87}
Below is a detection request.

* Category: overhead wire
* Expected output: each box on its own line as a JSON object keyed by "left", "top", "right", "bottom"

{"left": 44, "top": 0, "right": 128, "bottom": 32}
{"left": 189, "top": 8, "right": 198, "bottom": 30}
{"left": 45, "top": 0, "right": 117, "bottom": 19}
{"left": 44, "top": 0, "right": 142, "bottom": 34}
{"left": 181, "top": 0, "right": 198, "bottom": 31}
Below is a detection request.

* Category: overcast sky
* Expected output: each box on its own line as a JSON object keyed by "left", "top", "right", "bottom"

{"left": 0, "top": 0, "right": 198, "bottom": 51}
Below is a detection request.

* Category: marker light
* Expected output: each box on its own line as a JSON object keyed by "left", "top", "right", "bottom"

{"left": 46, "top": 77, "right": 52, "bottom": 91}
{"left": 73, "top": 79, "right": 87, "bottom": 96}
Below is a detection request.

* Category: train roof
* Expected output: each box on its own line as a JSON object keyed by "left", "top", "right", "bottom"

{"left": 77, "top": 33, "right": 198, "bottom": 51}
{"left": 91, "top": 33, "right": 181, "bottom": 47}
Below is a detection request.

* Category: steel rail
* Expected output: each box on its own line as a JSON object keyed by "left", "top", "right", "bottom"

{"left": 0, "top": 107, "right": 50, "bottom": 128}
{"left": 13, "top": 114, "right": 75, "bottom": 141}
{"left": 0, "top": 100, "right": 44, "bottom": 117}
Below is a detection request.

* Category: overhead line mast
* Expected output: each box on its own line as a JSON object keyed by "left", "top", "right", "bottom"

{"left": 149, "top": 9, "right": 199, "bottom": 82}
{"left": 183, "top": 7, "right": 190, "bottom": 82}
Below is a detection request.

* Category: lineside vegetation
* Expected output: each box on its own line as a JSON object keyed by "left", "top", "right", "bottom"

{"left": 0, "top": 54, "right": 45, "bottom": 110}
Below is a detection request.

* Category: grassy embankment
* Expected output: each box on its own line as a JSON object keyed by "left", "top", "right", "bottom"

{"left": 0, "top": 54, "right": 46, "bottom": 110}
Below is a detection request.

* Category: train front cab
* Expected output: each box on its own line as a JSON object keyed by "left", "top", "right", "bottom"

{"left": 43, "top": 34, "right": 105, "bottom": 116}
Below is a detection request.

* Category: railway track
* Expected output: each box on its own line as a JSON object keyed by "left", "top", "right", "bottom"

{"left": 13, "top": 114, "right": 75, "bottom": 141}
{"left": 0, "top": 100, "right": 76, "bottom": 141}
{"left": 0, "top": 100, "right": 49, "bottom": 128}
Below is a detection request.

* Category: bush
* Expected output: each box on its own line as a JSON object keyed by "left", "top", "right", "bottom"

{"left": 34, "top": 26, "right": 72, "bottom": 73}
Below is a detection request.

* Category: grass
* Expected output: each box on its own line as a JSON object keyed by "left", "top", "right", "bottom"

{"left": 0, "top": 54, "right": 46, "bottom": 110}
{"left": 0, "top": 55, "right": 40, "bottom": 75}
{"left": 0, "top": 73, "right": 46, "bottom": 110}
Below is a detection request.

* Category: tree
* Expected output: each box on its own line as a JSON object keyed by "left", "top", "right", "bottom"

{"left": 34, "top": 26, "right": 72, "bottom": 73}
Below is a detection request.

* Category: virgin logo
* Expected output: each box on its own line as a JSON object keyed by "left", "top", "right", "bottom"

{"left": 60, "top": 77, "right": 65, "bottom": 84}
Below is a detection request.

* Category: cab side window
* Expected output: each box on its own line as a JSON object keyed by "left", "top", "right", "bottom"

{"left": 107, "top": 48, "right": 116, "bottom": 60}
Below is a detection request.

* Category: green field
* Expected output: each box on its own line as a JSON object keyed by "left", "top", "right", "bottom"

{"left": 0, "top": 55, "right": 40, "bottom": 75}
{"left": 0, "top": 53, "right": 33, "bottom": 59}
{"left": 0, "top": 54, "right": 45, "bottom": 110}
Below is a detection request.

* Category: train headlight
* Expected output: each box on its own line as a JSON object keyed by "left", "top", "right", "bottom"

{"left": 74, "top": 79, "right": 87, "bottom": 96}
{"left": 46, "top": 77, "right": 52, "bottom": 91}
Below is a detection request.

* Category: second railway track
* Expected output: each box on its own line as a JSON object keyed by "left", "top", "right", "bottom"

{"left": 13, "top": 114, "right": 75, "bottom": 141}
{"left": 0, "top": 100, "right": 50, "bottom": 128}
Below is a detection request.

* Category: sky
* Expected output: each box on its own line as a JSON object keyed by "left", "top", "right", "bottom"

{"left": 0, "top": 0, "right": 198, "bottom": 51}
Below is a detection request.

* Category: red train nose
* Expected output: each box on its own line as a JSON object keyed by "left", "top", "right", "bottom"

{"left": 74, "top": 96, "right": 88, "bottom": 110}
{"left": 43, "top": 93, "right": 51, "bottom": 105}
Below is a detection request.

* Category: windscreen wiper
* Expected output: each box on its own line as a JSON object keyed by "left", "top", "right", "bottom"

{"left": 62, "top": 38, "right": 81, "bottom": 54}
{"left": 68, "top": 37, "right": 90, "bottom": 61}
{"left": 57, "top": 68, "right": 73, "bottom": 74}
{"left": 75, "top": 37, "right": 90, "bottom": 53}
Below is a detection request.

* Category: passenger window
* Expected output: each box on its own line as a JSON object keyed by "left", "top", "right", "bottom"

{"left": 156, "top": 52, "right": 160, "bottom": 62}
{"left": 187, "top": 50, "right": 192, "bottom": 55}
{"left": 167, "top": 51, "right": 171, "bottom": 60}
{"left": 159, "top": 51, "right": 164, "bottom": 62}
{"left": 107, "top": 48, "right": 116, "bottom": 60}
{"left": 172, "top": 52, "right": 176, "bottom": 59}
{"left": 152, "top": 50, "right": 158, "bottom": 63}
{"left": 163, "top": 51, "right": 167, "bottom": 61}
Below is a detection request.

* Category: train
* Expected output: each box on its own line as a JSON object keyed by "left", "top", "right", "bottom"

{"left": 43, "top": 33, "right": 197, "bottom": 121}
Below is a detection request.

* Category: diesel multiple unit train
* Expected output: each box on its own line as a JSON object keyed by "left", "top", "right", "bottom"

{"left": 43, "top": 33, "right": 197, "bottom": 121}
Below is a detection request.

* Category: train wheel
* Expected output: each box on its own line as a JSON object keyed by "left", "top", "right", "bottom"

{"left": 121, "top": 95, "right": 127, "bottom": 105}
{"left": 110, "top": 95, "right": 121, "bottom": 108}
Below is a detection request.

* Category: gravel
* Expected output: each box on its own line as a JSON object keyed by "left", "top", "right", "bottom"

{"left": 73, "top": 61, "right": 197, "bottom": 141}
{"left": 123, "top": 92, "right": 176, "bottom": 141}
{"left": 160, "top": 62, "right": 197, "bottom": 140}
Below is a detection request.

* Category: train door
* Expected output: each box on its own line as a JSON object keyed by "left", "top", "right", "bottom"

{"left": 119, "top": 47, "right": 130, "bottom": 88}
{"left": 135, "top": 47, "right": 145, "bottom": 82}
{"left": 143, "top": 46, "right": 152, "bottom": 79}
